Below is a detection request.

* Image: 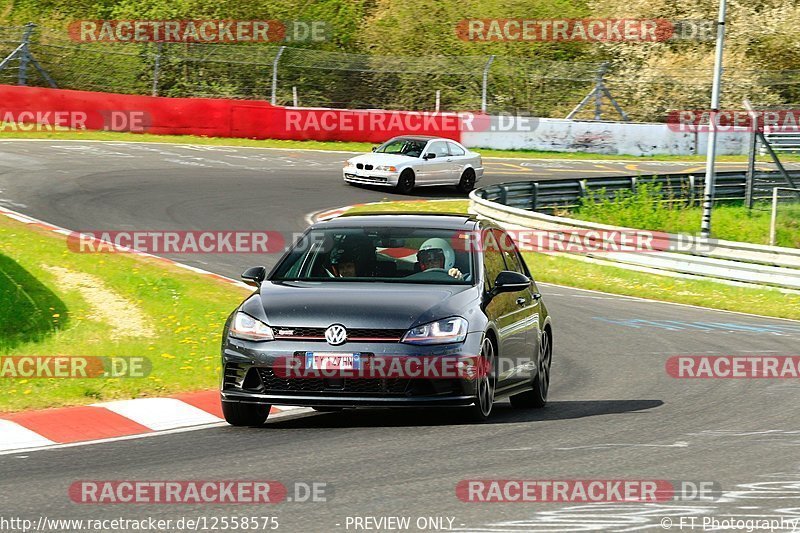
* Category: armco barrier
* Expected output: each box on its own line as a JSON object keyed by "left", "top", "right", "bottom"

{"left": 470, "top": 174, "right": 800, "bottom": 290}
{"left": 475, "top": 170, "right": 800, "bottom": 213}
{"left": 0, "top": 85, "right": 463, "bottom": 143}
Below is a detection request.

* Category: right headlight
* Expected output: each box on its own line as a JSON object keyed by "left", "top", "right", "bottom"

{"left": 401, "top": 317, "right": 468, "bottom": 345}
{"left": 229, "top": 312, "right": 274, "bottom": 342}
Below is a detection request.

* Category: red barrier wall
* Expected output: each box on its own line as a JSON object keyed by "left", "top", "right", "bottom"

{"left": 0, "top": 85, "right": 463, "bottom": 142}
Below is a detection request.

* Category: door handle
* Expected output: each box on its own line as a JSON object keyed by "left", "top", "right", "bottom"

{"left": 516, "top": 297, "right": 527, "bottom": 306}
{"left": 532, "top": 293, "right": 542, "bottom": 301}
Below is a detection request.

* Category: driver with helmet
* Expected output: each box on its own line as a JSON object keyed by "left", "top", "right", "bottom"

{"left": 416, "top": 238, "right": 464, "bottom": 280}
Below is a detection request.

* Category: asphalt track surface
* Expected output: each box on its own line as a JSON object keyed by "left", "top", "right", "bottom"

{"left": 1, "top": 140, "right": 800, "bottom": 532}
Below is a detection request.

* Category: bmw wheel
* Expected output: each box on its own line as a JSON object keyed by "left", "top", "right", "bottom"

{"left": 396, "top": 169, "right": 415, "bottom": 194}
{"left": 456, "top": 168, "right": 476, "bottom": 193}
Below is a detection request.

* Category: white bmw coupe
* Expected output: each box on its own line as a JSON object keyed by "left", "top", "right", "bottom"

{"left": 343, "top": 136, "right": 484, "bottom": 194}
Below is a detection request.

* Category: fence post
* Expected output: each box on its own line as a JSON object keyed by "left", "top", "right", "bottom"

{"left": 435, "top": 90, "right": 440, "bottom": 112}
{"left": 271, "top": 46, "right": 286, "bottom": 105}
{"left": 152, "top": 42, "right": 163, "bottom": 97}
{"left": 17, "top": 23, "right": 35, "bottom": 86}
{"left": 292, "top": 86, "right": 298, "bottom": 107}
{"left": 593, "top": 63, "right": 606, "bottom": 120}
{"left": 481, "top": 55, "right": 495, "bottom": 113}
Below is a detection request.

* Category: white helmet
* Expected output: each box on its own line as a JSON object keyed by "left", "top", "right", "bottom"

{"left": 418, "top": 237, "right": 456, "bottom": 270}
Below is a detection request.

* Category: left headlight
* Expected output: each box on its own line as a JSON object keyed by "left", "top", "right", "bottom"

{"left": 343, "top": 160, "right": 353, "bottom": 168}
{"left": 375, "top": 165, "right": 397, "bottom": 172}
{"left": 401, "top": 317, "right": 468, "bottom": 345}
{"left": 229, "top": 312, "right": 274, "bottom": 342}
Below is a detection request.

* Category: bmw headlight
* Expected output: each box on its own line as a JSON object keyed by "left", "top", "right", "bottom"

{"left": 343, "top": 160, "right": 354, "bottom": 168}
{"left": 229, "top": 312, "right": 274, "bottom": 341}
{"left": 375, "top": 165, "right": 397, "bottom": 172}
{"left": 401, "top": 317, "right": 468, "bottom": 345}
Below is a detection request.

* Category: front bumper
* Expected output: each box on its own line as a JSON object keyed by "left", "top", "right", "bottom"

{"left": 220, "top": 333, "right": 483, "bottom": 408}
{"left": 343, "top": 169, "right": 399, "bottom": 187}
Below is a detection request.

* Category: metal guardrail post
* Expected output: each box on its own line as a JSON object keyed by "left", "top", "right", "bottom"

{"left": 744, "top": 106, "right": 758, "bottom": 209}
{"left": 271, "top": 46, "right": 286, "bottom": 106}
{"left": 769, "top": 187, "right": 800, "bottom": 246}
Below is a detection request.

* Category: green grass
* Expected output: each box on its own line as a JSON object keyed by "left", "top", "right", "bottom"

{"left": 568, "top": 184, "right": 800, "bottom": 248}
{"left": 0, "top": 254, "right": 69, "bottom": 350}
{"left": 2, "top": 127, "right": 795, "bottom": 162}
{"left": 0, "top": 216, "right": 249, "bottom": 412}
{"left": 346, "top": 198, "right": 800, "bottom": 320}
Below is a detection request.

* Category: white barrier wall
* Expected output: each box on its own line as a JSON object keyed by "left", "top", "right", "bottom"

{"left": 460, "top": 117, "right": 749, "bottom": 156}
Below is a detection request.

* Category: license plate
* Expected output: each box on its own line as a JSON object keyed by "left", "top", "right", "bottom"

{"left": 305, "top": 352, "right": 361, "bottom": 370}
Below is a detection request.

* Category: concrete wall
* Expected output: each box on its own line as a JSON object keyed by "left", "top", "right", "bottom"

{"left": 461, "top": 117, "right": 750, "bottom": 156}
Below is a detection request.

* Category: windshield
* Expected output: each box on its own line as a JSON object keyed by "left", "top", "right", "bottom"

{"left": 271, "top": 227, "right": 473, "bottom": 285}
{"left": 374, "top": 138, "right": 427, "bottom": 158}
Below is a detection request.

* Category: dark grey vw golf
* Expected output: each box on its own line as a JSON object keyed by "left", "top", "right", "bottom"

{"left": 220, "top": 213, "right": 552, "bottom": 425}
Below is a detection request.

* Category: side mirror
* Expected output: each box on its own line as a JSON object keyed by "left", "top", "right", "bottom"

{"left": 241, "top": 266, "right": 267, "bottom": 287}
{"left": 423, "top": 153, "right": 436, "bottom": 160}
{"left": 492, "top": 271, "right": 531, "bottom": 294}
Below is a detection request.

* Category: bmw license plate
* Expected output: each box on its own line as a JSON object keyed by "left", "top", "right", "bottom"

{"left": 305, "top": 352, "right": 361, "bottom": 370}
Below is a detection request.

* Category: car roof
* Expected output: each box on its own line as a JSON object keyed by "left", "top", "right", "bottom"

{"left": 389, "top": 135, "right": 455, "bottom": 142}
{"left": 313, "top": 212, "right": 482, "bottom": 230}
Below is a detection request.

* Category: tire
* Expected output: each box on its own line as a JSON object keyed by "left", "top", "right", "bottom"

{"left": 462, "top": 335, "right": 496, "bottom": 422}
{"left": 510, "top": 328, "right": 552, "bottom": 409}
{"left": 222, "top": 401, "right": 270, "bottom": 426}
{"left": 395, "top": 169, "right": 415, "bottom": 194}
{"left": 456, "top": 168, "right": 476, "bottom": 193}
{"left": 312, "top": 407, "right": 344, "bottom": 412}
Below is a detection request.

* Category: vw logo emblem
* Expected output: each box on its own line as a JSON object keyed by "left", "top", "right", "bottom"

{"left": 325, "top": 324, "right": 347, "bottom": 346}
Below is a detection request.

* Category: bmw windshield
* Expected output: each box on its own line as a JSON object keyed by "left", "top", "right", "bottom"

{"left": 270, "top": 227, "right": 473, "bottom": 284}
{"left": 373, "top": 138, "right": 428, "bottom": 157}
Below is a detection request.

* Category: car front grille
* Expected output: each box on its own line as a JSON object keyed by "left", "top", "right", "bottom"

{"left": 272, "top": 327, "right": 405, "bottom": 342}
{"left": 355, "top": 163, "right": 375, "bottom": 170}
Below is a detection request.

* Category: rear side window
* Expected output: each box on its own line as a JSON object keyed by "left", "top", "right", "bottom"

{"left": 427, "top": 141, "right": 450, "bottom": 157}
{"left": 482, "top": 230, "right": 506, "bottom": 292}
{"left": 495, "top": 229, "right": 525, "bottom": 275}
{"left": 448, "top": 142, "right": 465, "bottom": 156}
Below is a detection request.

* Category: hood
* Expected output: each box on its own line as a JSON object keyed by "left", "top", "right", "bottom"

{"left": 240, "top": 281, "right": 479, "bottom": 330}
{"left": 348, "top": 153, "right": 418, "bottom": 167}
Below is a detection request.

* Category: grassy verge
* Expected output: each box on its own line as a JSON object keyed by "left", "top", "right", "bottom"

{"left": 0, "top": 215, "right": 249, "bottom": 412}
{"left": 349, "top": 199, "right": 800, "bottom": 320}
{"left": 1, "top": 128, "right": 793, "bottom": 162}
{"left": 567, "top": 185, "right": 800, "bottom": 248}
